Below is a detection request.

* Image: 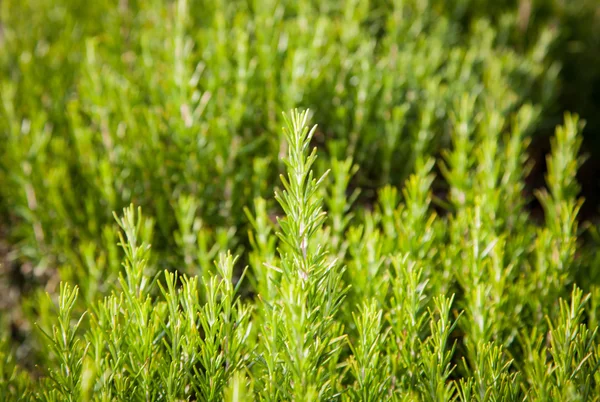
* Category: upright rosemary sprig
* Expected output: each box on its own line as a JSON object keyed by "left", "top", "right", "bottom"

{"left": 257, "top": 109, "right": 346, "bottom": 401}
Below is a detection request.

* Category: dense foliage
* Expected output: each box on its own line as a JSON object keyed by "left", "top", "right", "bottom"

{"left": 1, "top": 0, "right": 600, "bottom": 400}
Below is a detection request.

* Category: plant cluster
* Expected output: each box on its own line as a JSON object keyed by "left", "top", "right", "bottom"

{"left": 2, "top": 109, "right": 599, "bottom": 400}
{"left": 1, "top": 0, "right": 600, "bottom": 400}
{"left": 0, "top": 0, "right": 557, "bottom": 288}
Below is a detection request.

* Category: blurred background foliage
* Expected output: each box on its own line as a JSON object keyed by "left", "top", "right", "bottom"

{"left": 0, "top": 0, "right": 599, "bottom": 368}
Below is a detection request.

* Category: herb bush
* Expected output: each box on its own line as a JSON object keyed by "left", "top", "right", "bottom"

{"left": 1, "top": 0, "right": 600, "bottom": 400}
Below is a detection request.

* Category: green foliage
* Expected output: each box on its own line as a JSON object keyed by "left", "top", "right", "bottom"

{"left": 2, "top": 108, "right": 598, "bottom": 400}
{"left": 0, "top": 0, "right": 559, "bottom": 282}
{"left": 1, "top": 0, "right": 600, "bottom": 400}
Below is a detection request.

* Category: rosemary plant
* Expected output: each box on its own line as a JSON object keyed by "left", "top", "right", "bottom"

{"left": 1, "top": 109, "right": 598, "bottom": 400}
{"left": 1, "top": 0, "right": 600, "bottom": 400}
